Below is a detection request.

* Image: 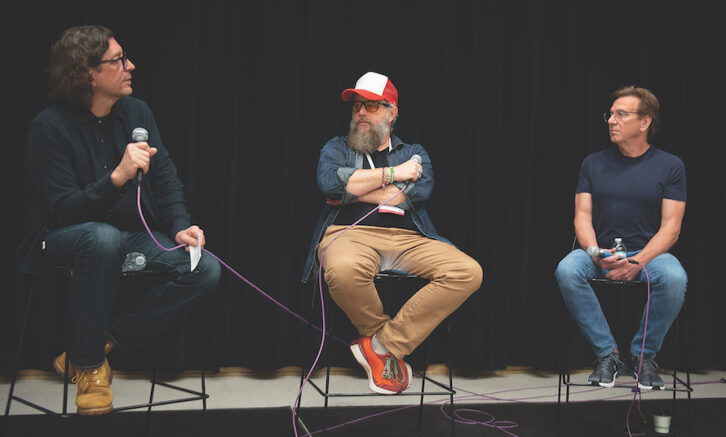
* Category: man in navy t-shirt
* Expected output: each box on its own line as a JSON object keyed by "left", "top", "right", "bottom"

{"left": 555, "top": 86, "right": 687, "bottom": 389}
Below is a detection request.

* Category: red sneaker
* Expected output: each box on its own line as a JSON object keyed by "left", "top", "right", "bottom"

{"left": 350, "top": 336, "right": 412, "bottom": 395}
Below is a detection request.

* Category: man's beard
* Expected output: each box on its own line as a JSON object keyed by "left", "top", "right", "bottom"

{"left": 347, "top": 118, "right": 390, "bottom": 155}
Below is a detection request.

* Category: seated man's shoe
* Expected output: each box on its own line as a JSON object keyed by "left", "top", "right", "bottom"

{"left": 588, "top": 352, "right": 629, "bottom": 387}
{"left": 350, "top": 336, "right": 412, "bottom": 395}
{"left": 72, "top": 358, "right": 113, "bottom": 415}
{"left": 53, "top": 340, "right": 114, "bottom": 382}
{"left": 633, "top": 355, "right": 665, "bottom": 390}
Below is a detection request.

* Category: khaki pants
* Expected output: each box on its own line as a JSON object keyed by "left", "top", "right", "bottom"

{"left": 317, "top": 225, "right": 483, "bottom": 359}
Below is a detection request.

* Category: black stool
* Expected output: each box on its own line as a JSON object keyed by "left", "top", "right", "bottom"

{"left": 296, "top": 269, "right": 456, "bottom": 437}
{"left": 2, "top": 266, "right": 209, "bottom": 436}
{"left": 557, "top": 278, "right": 692, "bottom": 434}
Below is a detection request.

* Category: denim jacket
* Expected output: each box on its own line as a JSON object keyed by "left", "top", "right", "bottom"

{"left": 301, "top": 134, "right": 449, "bottom": 283}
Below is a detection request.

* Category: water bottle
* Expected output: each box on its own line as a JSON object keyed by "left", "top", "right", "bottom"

{"left": 613, "top": 238, "right": 627, "bottom": 260}
{"left": 122, "top": 252, "right": 146, "bottom": 272}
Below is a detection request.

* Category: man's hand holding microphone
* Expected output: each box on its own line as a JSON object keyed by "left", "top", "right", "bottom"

{"left": 111, "top": 127, "right": 158, "bottom": 188}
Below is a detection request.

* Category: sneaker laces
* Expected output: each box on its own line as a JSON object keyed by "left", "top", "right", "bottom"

{"left": 639, "top": 357, "right": 659, "bottom": 377}
{"left": 593, "top": 355, "right": 615, "bottom": 375}
{"left": 382, "top": 354, "right": 406, "bottom": 383}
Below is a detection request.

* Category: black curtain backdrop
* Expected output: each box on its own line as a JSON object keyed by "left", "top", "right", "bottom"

{"left": 2, "top": 0, "right": 724, "bottom": 375}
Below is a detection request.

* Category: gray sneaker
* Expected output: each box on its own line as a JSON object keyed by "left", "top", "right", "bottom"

{"left": 632, "top": 355, "right": 665, "bottom": 390}
{"left": 588, "top": 352, "right": 628, "bottom": 387}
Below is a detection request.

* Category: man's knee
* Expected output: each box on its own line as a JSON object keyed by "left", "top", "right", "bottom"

{"left": 192, "top": 255, "right": 222, "bottom": 291}
{"left": 657, "top": 266, "right": 688, "bottom": 295}
{"left": 555, "top": 252, "right": 584, "bottom": 286}
{"left": 462, "top": 258, "right": 483, "bottom": 293}
{"left": 78, "top": 223, "right": 122, "bottom": 257}
{"left": 439, "top": 256, "right": 483, "bottom": 296}
{"left": 323, "top": 256, "right": 375, "bottom": 288}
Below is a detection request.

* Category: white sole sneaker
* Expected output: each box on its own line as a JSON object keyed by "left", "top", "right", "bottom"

{"left": 350, "top": 343, "right": 411, "bottom": 395}
{"left": 591, "top": 369, "right": 620, "bottom": 388}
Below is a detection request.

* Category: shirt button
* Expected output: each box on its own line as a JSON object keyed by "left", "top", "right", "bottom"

{"left": 100, "top": 139, "right": 104, "bottom": 143}
{"left": 103, "top": 165, "right": 108, "bottom": 169}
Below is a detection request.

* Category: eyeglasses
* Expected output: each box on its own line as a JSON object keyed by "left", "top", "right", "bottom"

{"left": 351, "top": 100, "right": 390, "bottom": 113}
{"left": 98, "top": 53, "right": 130, "bottom": 70}
{"left": 603, "top": 110, "right": 641, "bottom": 122}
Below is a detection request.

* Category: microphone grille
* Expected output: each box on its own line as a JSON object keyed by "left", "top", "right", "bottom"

{"left": 132, "top": 127, "right": 149, "bottom": 142}
{"left": 411, "top": 154, "right": 422, "bottom": 164}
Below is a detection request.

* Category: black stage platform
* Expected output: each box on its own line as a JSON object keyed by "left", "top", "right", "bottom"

{"left": 2, "top": 398, "right": 722, "bottom": 436}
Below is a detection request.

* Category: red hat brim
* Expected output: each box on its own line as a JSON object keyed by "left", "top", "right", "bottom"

{"left": 341, "top": 88, "right": 387, "bottom": 102}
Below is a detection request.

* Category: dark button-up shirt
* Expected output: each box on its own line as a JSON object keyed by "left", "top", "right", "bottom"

{"left": 17, "top": 96, "right": 191, "bottom": 274}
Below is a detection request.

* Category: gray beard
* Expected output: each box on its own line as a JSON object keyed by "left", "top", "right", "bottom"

{"left": 347, "top": 119, "right": 389, "bottom": 155}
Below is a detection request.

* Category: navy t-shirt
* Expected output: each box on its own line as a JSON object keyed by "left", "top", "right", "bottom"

{"left": 576, "top": 146, "right": 686, "bottom": 251}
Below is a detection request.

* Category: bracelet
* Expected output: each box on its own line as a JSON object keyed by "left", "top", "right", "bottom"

{"left": 390, "top": 166, "right": 395, "bottom": 184}
{"left": 382, "top": 167, "right": 388, "bottom": 188}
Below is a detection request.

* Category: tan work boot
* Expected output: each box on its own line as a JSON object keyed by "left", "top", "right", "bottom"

{"left": 53, "top": 340, "right": 114, "bottom": 382}
{"left": 73, "top": 358, "right": 113, "bottom": 415}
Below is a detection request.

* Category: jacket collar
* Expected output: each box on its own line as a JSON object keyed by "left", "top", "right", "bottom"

{"left": 64, "top": 97, "right": 130, "bottom": 125}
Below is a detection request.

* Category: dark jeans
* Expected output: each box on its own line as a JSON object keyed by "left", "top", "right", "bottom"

{"left": 43, "top": 222, "right": 221, "bottom": 369}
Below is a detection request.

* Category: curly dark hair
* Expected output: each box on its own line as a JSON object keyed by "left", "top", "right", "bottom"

{"left": 48, "top": 25, "right": 114, "bottom": 109}
{"left": 610, "top": 85, "right": 660, "bottom": 142}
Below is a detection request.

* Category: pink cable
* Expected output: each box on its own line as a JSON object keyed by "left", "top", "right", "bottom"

{"left": 292, "top": 183, "right": 412, "bottom": 436}
{"left": 136, "top": 183, "right": 523, "bottom": 436}
{"left": 137, "top": 184, "right": 704, "bottom": 436}
{"left": 625, "top": 261, "right": 651, "bottom": 437}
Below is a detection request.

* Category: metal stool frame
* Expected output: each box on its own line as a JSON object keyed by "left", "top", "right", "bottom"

{"left": 296, "top": 270, "right": 456, "bottom": 437}
{"left": 557, "top": 277, "right": 693, "bottom": 435}
{"left": 3, "top": 267, "right": 208, "bottom": 437}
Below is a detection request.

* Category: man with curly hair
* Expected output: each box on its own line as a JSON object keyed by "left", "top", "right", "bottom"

{"left": 17, "top": 25, "right": 221, "bottom": 415}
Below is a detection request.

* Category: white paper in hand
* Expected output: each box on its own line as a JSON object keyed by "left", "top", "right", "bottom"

{"left": 190, "top": 229, "right": 201, "bottom": 271}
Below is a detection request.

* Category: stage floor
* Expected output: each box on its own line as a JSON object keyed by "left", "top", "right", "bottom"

{"left": 2, "top": 368, "right": 725, "bottom": 436}
{"left": 2, "top": 366, "right": 724, "bottom": 413}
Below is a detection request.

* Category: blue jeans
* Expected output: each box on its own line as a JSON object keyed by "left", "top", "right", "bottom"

{"left": 43, "top": 222, "right": 221, "bottom": 369}
{"left": 555, "top": 249, "right": 687, "bottom": 359}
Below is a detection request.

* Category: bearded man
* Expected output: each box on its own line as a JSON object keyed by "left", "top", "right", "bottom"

{"left": 301, "top": 72, "right": 482, "bottom": 395}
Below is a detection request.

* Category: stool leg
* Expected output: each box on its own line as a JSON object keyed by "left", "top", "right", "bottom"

{"left": 671, "top": 315, "right": 678, "bottom": 428}
{"left": 145, "top": 339, "right": 162, "bottom": 436}
{"left": 60, "top": 273, "right": 71, "bottom": 418}
{"left": 199, "top": 335, "right": 207, "bottom": 437}
{"left": 449, "top": 365, "right": 455, "bottom": 437}
{"left": 298, "top": 280, "right": 320, "bottom": 414}
{"left": 62, "top": 352, "right": 70, "bottom": 416}
{"left": 686, "top": 371, "right": 692, "bottom": 437}
{"left": 322, "top": 287, "right": 334, "bottom": 435}
{"left": 3, "top": 281, "right": 35, "bottom": 427}
{"left": 565, "top": 371, "right": 571, "bottom": 404}
{"left": 447, "top": 319, "right": 455, "bottom": 437}
{"left": 417, "top": 363, "right": 426, "bottom": 437}
{"left": 201, "top": 366, "right": 207, "bottom": 437}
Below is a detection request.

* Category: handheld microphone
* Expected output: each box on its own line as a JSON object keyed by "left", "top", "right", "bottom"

{"left": 586, "top": 246, "right": 609, "bottom": 258}
{"left": 410, "top": 154, "right": 423, "bottom": 181}
{"left": 131, "top": 127, "right": 149, "bottom": 183}
{"left": 588, "top": 245, "right": 639, "bottom": 264}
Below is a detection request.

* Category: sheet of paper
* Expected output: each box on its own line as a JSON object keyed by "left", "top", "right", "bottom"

{"left": 190, "top": 229, "right": 201, "bottom": 271}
